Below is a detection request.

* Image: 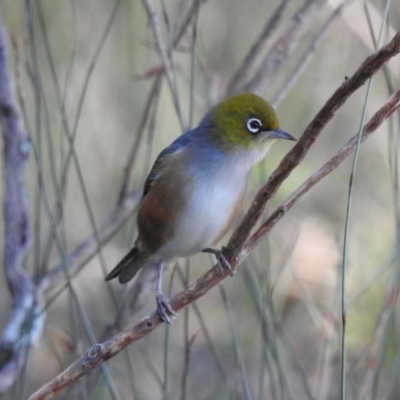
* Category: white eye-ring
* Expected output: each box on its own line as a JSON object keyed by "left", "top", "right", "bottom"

{"left": 246, "top": 118, "right": 262, "bottom": 134}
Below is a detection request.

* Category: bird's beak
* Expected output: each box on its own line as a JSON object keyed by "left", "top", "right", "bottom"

{"left": 269, "top": 128, "right": 296, "bottom": 141}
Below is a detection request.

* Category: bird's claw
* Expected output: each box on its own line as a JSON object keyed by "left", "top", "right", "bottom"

{"left": 202, "top": 246, "right": 235, "bottom": 276}
{"left": 156, "top": 293, "right": 177, "bottom": 325}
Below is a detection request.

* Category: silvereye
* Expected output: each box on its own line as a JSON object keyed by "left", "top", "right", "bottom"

{"left": 106, "top": 93, "right": 296, "bottom": 324}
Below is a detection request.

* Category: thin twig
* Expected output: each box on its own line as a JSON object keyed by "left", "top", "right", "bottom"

{"left": 359, "top": 281, "right": 400, "bottom": 400}
{"left": 174, "top": 0, "right": 205, "bottom": 48}
{"left": 226, "top": 0, "right": 292, "bottom": 96}
{"left": 273, "top": 319, "right": 316, "bottom": 400}
{"left": 219, "top": 285, "right": 252, "bottom": 400}
{"left": 141, "top": 0, "right": 186, "bottom": 129}
{"left": 271, "top": 0, "right": 354, "bottom": 108}
{"left": 39, "top": 190, "right": 141, "bottom": 293}
{"left": 243, "top": 0, "right": 326, "bottom": 96}
{"left": 31, "top": 0, "right": 122, "bottom": 277}
{"left": 118, "top": 77, "right": 162, "bottom": 203}
{"left": 119, "top": 0, "right": 205, "bottom": 201}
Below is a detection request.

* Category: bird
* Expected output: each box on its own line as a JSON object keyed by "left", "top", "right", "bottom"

{"left": 105, "top": 93, "right": 296, "bottom": 324}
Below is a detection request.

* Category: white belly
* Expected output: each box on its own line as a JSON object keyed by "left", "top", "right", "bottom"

{"left": 156, "top": 169, "right": 247, "bottom": 261}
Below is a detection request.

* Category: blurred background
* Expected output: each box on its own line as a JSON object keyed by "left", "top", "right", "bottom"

{"left": 1, "top": 0, "right": 400, "bottom": 399}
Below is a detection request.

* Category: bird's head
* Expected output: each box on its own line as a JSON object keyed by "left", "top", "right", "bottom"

{"left": 207, "top": 93, "right": 296, "bottom": 153}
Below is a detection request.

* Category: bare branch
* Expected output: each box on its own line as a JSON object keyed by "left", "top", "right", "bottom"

{"left": 29, "top": 263, "right": 230, "bottom": 400}
{"left": 118, "top": 78, "right": 162, "bottom": 203}
{"left": 120, "top": 0, "right": 205, "bottom": 202}
{"left": 271, "top": 0, "right": 354, "bottom": 108}
{"left": 226, "top": 0, "right": 292, "bottom": 96}
{"left": 243, "top": 0, "right": 326, "bottom": 96}
{"left": 227, "top": 29, "right": 400, "bottom": 264}
{"left": 173, "top": 0, "right": 205, "bottom": 48}
{"left": 247, "top": 85, "right": 400, "bottom": 255}
{"left": 0, "top": 12, "right": 43, "bottom": 395}
{"left": 141, "top": 0, "right": 186, "bottom": 129}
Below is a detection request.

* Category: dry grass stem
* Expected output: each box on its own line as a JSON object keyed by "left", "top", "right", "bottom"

{"left": 40, "top": 190, "right": 141, "bottom": 292}
{"left": 271, "top": 0, "right": 354, "bottom": 108}
{"left": 119, "top": 78, "right": 162, "bottom": 203}
{"left": 141, "top": 0, "right": 186, "bottom": 129}
{"left": 243, "top": 0, "right": 326, "bottom": 96}
{"left": 226, "top": 0, "right": 292, "bottom": 96}
{"left": 359, "top": 268, "right": 400, "bottom": 399}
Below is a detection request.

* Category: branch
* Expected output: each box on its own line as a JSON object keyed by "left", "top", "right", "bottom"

{"left": 29, "top": 264, "right": 230, "bottom": 400}
{"left": 28, "top": 30, "right": 400, "bottom": 400}
{"left": 120, "top": 0, "right": 206, "bottom": 201}
{"left": 39, "top": 190, "right": 141, "bottom": 292}
{"left": 226, "top": 0, "right": 292, "bottom": 96}
{"left": 247, "top": 85, "right": 400, "bottom": 255}
{"left": 243, "top": 0, "right": 326, "bottom": 96}
{"left": 141, "top": 0, "right": 186, "bottom": 129}
{"left": 58, "top": 262, "right": 160, "bottom": 400}
{"left": 118, "top": 78, "right": 162, "bottom": 202}
{"left": 227, "top": 29, "right": 400, "bottom": 263}
{"left": 271, "top": 0, "right": 354, "bottom": 108}
{"left": 0, "top": 12, "right": 43, "bottom": 395}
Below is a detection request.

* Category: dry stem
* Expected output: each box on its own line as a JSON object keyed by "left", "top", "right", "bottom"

{"left": 243, "top": 0, "right": 326, "bottom": 96}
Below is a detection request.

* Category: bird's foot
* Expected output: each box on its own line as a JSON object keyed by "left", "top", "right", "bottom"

{"left": 202, "top": 246, "right": 235, "bottom": 276}
{"left": 156, "top": 293, "right": 177, "bottom": 325}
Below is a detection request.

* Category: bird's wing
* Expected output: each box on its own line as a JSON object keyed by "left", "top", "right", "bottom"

{"left": 142, "top": 132, "right": 192, "bottom": 198}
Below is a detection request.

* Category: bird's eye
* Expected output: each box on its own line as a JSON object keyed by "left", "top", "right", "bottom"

{"left": 246, "top": 118, "right": 262, "bottom": 134}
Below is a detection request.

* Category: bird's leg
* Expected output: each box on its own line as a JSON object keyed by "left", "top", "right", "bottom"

{"left": 202, "top": 246, "right": 235, "bottom": 276}
{"left": 156, "top": 262, "right": 177, "bottom": 325}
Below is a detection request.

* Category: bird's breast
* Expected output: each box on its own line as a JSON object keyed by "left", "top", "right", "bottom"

{"left": 155, "top": 163, "right": 248, "bottom": 261}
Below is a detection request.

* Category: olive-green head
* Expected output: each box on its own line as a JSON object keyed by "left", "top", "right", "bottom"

{"left": 208, "top": 93, "right": 295, "bottom": 152}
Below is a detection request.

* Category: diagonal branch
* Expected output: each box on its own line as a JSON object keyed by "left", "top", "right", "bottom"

{"left": 243, "top": 0, "right": 326, "bottom": 96}
{"left": 226, "top": 0, "right": 292, "bottom": 96}
{"left": 39, "top": 190, "right": 141, "bottom": 293}
{"left": 271, "top": 0, "right": 354, "bottom": 108}
{"left": 246, "top": 85, "right": 400, "bottom": 255}
{"left": 227, "top": 29, "right": 400, "bottom": 263}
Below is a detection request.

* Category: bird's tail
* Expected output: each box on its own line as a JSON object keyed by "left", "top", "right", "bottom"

{"left": 105, "top": 246, "right": 149, "bottom": 283}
